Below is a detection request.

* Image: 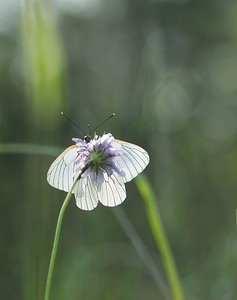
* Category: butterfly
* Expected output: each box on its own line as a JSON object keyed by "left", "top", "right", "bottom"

{"left": 47, "top": 132, "right": 149, "bottom": 211}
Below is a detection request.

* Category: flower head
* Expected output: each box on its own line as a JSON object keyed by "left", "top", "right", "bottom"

{"left": 72, "top": 133, "right": 125, "bottom": 184}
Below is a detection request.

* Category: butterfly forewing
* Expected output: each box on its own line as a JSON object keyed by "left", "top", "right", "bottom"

{"left": 47, "top": 145, "right": 78, "bottom": 192}
{"left": 112, "top": 139, "right": 150, "bottom": 183}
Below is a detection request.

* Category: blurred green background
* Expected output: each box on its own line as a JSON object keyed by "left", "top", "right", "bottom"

{"left": 1, "top": 0, "right": 237, "bottom": 299}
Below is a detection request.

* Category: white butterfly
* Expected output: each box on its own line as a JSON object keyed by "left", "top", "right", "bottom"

{"left": 47, "top": 134, "right": 149, "bottom": 211}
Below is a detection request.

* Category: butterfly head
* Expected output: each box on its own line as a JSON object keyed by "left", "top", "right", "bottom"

{"left": 84, "top": 135, "right": 92, "bottom": 143}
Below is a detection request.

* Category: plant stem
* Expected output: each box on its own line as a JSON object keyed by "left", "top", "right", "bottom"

{"left": 44, "top": 175, "right": 80, "bottom": 300}
{"left": 135, "top": 174, "right": 184, "bottom": 300}
{"left": 113, "top": 207, "right": 171, "bottom": 300}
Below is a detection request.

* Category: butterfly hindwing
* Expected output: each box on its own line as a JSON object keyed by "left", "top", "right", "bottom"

{"left": 97, "top": 172, "right": 126, "bottom": 207}
{"left": 74, "top": 174, "right": 99, "bottom": 210}
{"left": 74, "top": 170, "right": 126, "bottom": 210}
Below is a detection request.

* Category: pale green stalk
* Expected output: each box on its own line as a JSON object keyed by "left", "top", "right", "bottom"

{"left": 44, "top": 174, "right": 81, "bottom": 300}
{"left": 135, "top": 174, "right": 184, "bottom": 300}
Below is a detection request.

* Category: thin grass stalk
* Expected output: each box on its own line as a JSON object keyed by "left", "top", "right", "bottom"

{"left": 135, "top": 174, "right": 184, "bottom": 300}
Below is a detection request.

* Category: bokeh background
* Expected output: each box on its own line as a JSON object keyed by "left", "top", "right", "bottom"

{"left": 1, "top": 0, "right": 237, "bottom": 299}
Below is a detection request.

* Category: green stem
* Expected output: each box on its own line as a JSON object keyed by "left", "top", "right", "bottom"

{"left": 112, "top": 207, "right": 170, "bottom": 300}
{"left": 135, "top": 174, "right": 184, "bottom": 300}
{"left": 44, "top": 175, "right": 80, "bottom": 300}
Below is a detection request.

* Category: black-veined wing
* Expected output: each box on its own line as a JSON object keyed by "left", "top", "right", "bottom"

{"left": 112, "top": 139, "right": 150, "bottom": 183}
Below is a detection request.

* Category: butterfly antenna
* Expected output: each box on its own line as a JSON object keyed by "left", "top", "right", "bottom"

{"left": 61, "top": 112, "right": 86, "bottom": 135}
{"left": 87, "top": 123, "right": 92, "bottom": 136}
{"left": 94, "top": 113, "right": 116, "bottom": 131}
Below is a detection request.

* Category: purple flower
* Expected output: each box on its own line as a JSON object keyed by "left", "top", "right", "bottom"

{"left": 72, "top": 133, "right": 125, "bottom": 185}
